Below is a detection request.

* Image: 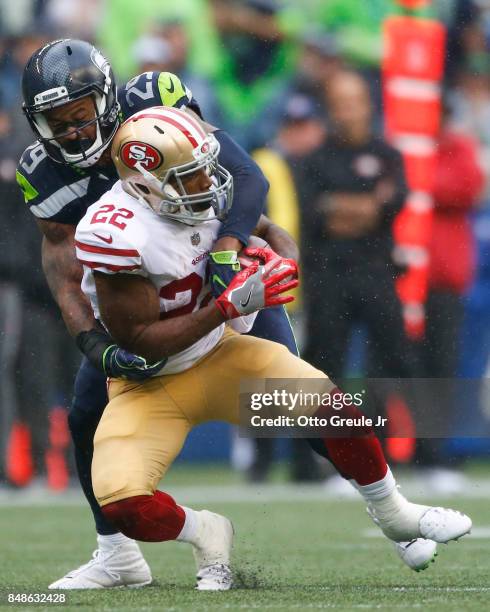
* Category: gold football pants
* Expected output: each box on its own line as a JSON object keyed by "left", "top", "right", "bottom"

{"left": 92, "top": 329, "right": 334, "bottom": 505}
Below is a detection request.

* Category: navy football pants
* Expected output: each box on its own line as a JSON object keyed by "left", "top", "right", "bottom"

{"left": 68, "top": 306, "right": 299, "bottom": 535}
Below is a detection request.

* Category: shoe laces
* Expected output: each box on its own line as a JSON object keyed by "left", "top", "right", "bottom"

{"left": 64, "top": 548, "right": 121, "bottom": 581}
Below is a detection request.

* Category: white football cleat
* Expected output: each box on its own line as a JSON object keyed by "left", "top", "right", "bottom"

{"left": 48, "top": 539, "right": 152, "bottom": 589}
{"left": 367, "top": 490, "right": 472, "bottom": 544}
{"left": 419, "top": 507, "right": 472, "bottom": 542}
{"left": 394, "top": 539, "right": 438, "bottom": 572}
{"left": 192, "top": 510, "right": 234, "bottom": 591}
{"left": 196, "top": 564, "right": 233, "bottom": 591}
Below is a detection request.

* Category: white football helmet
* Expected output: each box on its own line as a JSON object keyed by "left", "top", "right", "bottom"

{"left": 112, "top": 106, "right": 233, "bottom": 225}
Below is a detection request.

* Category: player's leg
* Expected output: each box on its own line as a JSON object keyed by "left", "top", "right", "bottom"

{"left": 302, "top": 272, "right": 441, "bottom": 571}
{"left": 249, "top": 305, "right": 298, "bottom": 353}
{"left": 190, "top": 332, "right": 471, "bottom": 549}
{"left": 49, "top": 358, "right": 151, "bottom": 590}
{"left": 69, "top": 359, "right": 115, "bottom": 535}
{"left": 93, "top": 376, "right": 233, "bottom": 591}
{"left": 247, "top": 306, "right": 319, "bottom": 480}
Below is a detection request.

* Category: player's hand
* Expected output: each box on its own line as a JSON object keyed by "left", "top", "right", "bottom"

{"left": 208, "top": 250, "right": 241, "bottom": 297}
{"left": 242, "top": 246, "right": 299, "bottom": 280}
{"left": 102, "top": 345, "right": 167, "bottom": 380}
{"left": 214, "top": 257, "right": 298, "bottom": 320}
{"left": 76, "top": 328, "right": 167, "bottom": 380}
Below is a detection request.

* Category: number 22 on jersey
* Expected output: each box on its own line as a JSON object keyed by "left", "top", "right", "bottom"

{"left": 90, "top": 204, "right": 134, "bottom": 229}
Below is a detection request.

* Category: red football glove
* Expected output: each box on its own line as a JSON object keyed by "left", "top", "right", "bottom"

{"left": 242, "top": 246, "right": 299, "bottom": 281}
{"left": 215, "top": 257, "right": 298, "bottom": 320}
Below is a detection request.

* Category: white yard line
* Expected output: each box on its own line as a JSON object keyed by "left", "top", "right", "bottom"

{"left": 1, "top": 478, "right": 490, "bottom": 507}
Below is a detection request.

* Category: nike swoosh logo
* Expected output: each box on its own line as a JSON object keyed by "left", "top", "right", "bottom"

{"left": 240, "top": 289, "right": 253, "bottom": 308}
{"left": 94, "top": 233, "right": 113, "bottom": 244}
{"left": 165, "top": 78, "right": 175, "bottom": 94}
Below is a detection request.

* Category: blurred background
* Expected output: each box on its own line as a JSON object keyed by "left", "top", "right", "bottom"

{"left": 1, "top": 0, "right": 490, "bottom": 499}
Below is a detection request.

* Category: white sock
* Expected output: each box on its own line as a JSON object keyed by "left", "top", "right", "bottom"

{"left": 176, "top": 506, "right": 199, "bottom": 543}
{"left": 97, "top": 532, "right": 131, "bottom": 551}
{"left": 353, "top": 467, "right": 397, "bottom": 502}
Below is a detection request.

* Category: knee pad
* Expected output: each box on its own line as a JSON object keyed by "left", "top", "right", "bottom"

{"left": 102, "top": 492, "right": 185, "bottom": 542}
{"left": 101, "top": 496, "right": 146, "bottom": 537}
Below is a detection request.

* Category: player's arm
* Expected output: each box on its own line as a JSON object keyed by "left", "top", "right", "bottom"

{"left": 94, "top": 272, "right": 224, "bottom": 363}
{"left": 37, "top": 218, "right": 165, "bottom": 379}
{"left": 37, "top": 218, "right": 95, "bottom": 337}
{"left": 182, "top": 115, "right": 268, "bottom": 252}
{"left": 94, "top": 263, "right": 297, "bottom": 363}
{"left": 211, "top": 129, "right": 269, "bottom": 249}
{"left": 207, "top": 134, "right": 270, "bottom": 296}
{"left": 253, "top": 214, "right": 299, "bottom": 262}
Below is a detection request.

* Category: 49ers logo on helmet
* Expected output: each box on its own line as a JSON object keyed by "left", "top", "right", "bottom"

{"left": 120, "top": 141, "right": 163, "bottom": 170}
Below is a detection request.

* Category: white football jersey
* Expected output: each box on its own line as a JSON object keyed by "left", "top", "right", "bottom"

{"left": 75, "top": 181, "right": 255, "bottom": 375}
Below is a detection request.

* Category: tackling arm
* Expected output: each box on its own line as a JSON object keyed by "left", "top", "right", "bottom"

{"left": 254, "top": 214, "right": 299, "bottom": 262}
{"left": 185, "top": 108, "right": 268, "bottom": 250}
{"left": 37, "top": 218, "right": 166, "bottom": 379}
{"left": 37, "top": 219, "right": 96, "bottom": 337}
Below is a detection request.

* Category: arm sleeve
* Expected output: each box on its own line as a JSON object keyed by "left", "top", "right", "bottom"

{"left": 215, "top": 130, "right": 269, "bottom": 246}
{"left": 16, "top": 145, "right": 89, "bottom": 224}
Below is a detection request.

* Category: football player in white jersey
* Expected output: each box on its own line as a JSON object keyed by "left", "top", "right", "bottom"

{"left": 75, "top": 107, "right": 472, "bottom": 591}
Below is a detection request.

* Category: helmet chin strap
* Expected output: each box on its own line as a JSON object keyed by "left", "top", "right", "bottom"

{"left": 70, "top": 140, "right": 109, "bottom": 168}
{"left": 64, "top": 122, "right": 106, "bottom": 168}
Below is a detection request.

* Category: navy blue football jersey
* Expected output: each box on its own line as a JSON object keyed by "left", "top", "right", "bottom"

{"left": 16, "top": 71, "right": 201, "bottom": 225}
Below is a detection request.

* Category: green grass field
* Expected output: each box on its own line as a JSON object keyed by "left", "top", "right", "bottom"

{"left": 1, "top": 465, "right": 489, "bottom": 611}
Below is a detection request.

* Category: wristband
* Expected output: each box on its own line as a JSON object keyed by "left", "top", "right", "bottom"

{"left": 209, "top": 251, "right": 240, "bottom": 270}
{"left": 75, "top": 328, "right": 113, "bottom": 374}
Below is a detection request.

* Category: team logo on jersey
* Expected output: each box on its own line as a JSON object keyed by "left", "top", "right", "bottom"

{"left": 191, "top": 232, "right": 201, "bottom": 246}
{"left": 120, "top": 141, "right": 163, "bottom": 170}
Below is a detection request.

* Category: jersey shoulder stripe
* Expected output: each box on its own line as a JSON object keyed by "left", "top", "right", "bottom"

{"left": 29, "top": 177, "right": 91, "bottom": 218}
{"left": 75, "top": 197, "right": 145, "bottom": 275}
{"left": 75, "top": 240, "right": 140, "bottom": 258}
{"left": 77, "top": 259, "right": 140, "bottom": 272}
{"left": 17, "top": 142, "right": 93, "bottom": 223}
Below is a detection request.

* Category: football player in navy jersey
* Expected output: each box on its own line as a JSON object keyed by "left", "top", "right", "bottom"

{"left": 17, "top": 39, "right": 441, "bottom": 588}
{"left": 17, "top": 38, "right": 303, "bottom": 589}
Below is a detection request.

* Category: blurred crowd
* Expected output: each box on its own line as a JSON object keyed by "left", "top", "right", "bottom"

{"left": 1, "top": 0, "right": 490, "bottom": 492}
